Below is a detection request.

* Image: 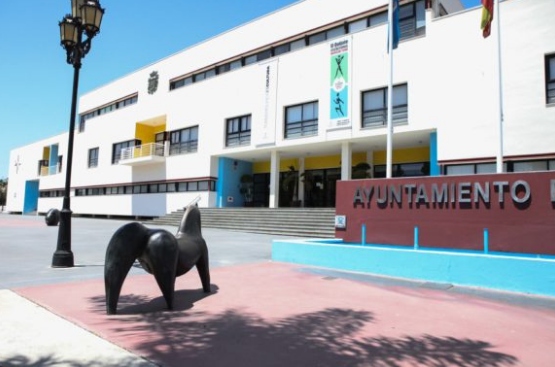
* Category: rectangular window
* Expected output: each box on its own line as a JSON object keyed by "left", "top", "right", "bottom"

{"left": 112, "top": 140, "right": 138, "bottom": 164}
{"left": 226, "top": 115, "right": 251, "bottom": 147}
{"left": 169, "top": 126, "right": 199, "bottom": 155}
{"left": 399, "top": 0, "right": 426, "bottom": 40}
{"left": 204, "top": 68, "right": 216, "bottom": 79}
{"left": 308, "top": 31, "right": 326, "bottom": 45}
{"left": 546, "top": 54, "right": 555, "bottom": 104}
{"left": 326, "top": 25, "right": 346, "bottom": 40}
{"left": 256, "top": 49, "right": 272, "bottom": 61}
{"left": 88, "top": 148, "right": 99, "bottom": 168}
{"left": 369, "top": 12, "right": 388, "bottom": 27}
{"left": 217, "top": 63, "right": 231, "bottom": 74}
{"left": 348, "top": 18, "right": 368, "bottom": 33}
{"left": 274, "top": 43, "right": 290, "bottom": 56}
{"left": 362, "top": 84, "right": 408, "bottom": 128}
{"left": 513, "top": 161, "right": 548, "bottom": 172}
{"left": 285, "top": 101, "right": 319, "bottom": 139}
{"left": 229, "top": 60, "right": 242, "bottom": 70}
{"left": 243, "top": 54, "right": 258, "bottom": 66}
{"left": 290, "top": 39, "right": 306, "bottom": 51}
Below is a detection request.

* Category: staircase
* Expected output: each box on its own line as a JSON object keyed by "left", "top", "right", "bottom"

{"left": 148, "top": 207, "right": 336, "bottom": 238}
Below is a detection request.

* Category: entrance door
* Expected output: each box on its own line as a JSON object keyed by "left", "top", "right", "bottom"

{"left": 23, "top": 180, "right": 39, "bottom": 214}
{"left": 253, "top": 173, "right": 270, "bottom": 207}
{"left": 304, "top": 168, "right": 340, "bottom": 207}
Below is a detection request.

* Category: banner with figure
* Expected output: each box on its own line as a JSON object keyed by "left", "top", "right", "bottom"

{"left": 329, "top": 38, "right": 351, "bottom": 130}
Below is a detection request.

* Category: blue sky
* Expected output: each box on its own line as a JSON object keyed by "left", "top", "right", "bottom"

{"left": 0, "top": 0, "right": 481, "bottom": 179}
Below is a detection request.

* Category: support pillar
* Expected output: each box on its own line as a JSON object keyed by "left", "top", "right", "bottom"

{"left": 298, "top": 157, "right": 305, "bottom": 206}
{"left": 269, "top": 150, "right": 280, "bottom": 208}
{"left": 341, "top": 142, "right": 352, "bottom": 181}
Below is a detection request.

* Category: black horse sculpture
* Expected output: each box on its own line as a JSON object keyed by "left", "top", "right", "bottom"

{"left": 104, "top": 204, "right": 210, "bottom": 314}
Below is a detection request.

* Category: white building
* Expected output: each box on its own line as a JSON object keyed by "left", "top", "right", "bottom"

{"left": 7, "top": 0, "right": 555, "bottom": 217}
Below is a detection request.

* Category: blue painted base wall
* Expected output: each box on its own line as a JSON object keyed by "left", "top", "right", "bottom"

{"left": 272, "top": 239, "right": 555, "bottom": 298}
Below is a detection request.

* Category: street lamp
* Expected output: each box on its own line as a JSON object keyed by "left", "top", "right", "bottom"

{"left": 52, "top": 0, "right": 104, "bottom": 268}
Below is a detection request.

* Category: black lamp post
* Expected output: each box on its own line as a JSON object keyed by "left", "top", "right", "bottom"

{"left": 52, "top": 0, "right": 104, "bottom": 268}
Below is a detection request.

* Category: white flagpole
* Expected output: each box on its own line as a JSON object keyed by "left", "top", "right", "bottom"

{"left": 386, "top": 0, "right": 394, "bottom": 178}
{"left": 495, "top": 0, "right": 504, "bottom": 173}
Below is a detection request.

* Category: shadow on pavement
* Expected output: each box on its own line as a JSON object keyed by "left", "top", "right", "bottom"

{"left": 83, "top": 297, "right": 518, "bottom": 367}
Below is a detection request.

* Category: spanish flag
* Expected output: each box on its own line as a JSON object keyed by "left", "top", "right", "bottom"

{"left": 481, "top": 0, "right": 494, "bottom": 38}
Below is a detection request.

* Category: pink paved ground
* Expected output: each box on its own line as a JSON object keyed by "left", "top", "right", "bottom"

{"left": 16, "top": 262, "right": 555, "bottom": 367}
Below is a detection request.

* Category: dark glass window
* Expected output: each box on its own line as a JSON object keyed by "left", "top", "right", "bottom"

{"left": 112, "top": 140, "right": 139, "bottom": 164}
{"left": 285, "top": 101, "right": 319, "bottom": 139}
{"left": 88, "top": 147, "right": 99, "bottom": 168}
{"left": 546, "top": 54, "right": 555, "bottom": 104}
{"left": 169, "top": 126, "right": 199, "bottom": 155}
{"left": 226, "top": 115, "right": 251, "bottom": 147}
{"left": 362, "top": 84, "right": 408, "bottom": 128}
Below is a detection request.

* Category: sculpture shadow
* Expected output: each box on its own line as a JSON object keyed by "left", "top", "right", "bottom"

{"left": 89, "top": 284, "right": 219, "bottom": 315}
{"left": 95, "top": 306, "right": 518, "bottom": 367}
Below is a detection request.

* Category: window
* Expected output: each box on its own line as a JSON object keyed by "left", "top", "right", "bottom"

{"left": 88, "top": 148, "right": 99, "bottom": 168}
{"left": 546, "top": 54, "right": 555, "bottom": 104}
{"left": 290, "top": 39, "right": 306, "bottom": 51}
{"left": 308, "top": 31, "right": 326, "bottom": 45}
{"left": 169, "top": 126, "right": 198, "bottom": 155}
{"left": 362, "top": 84, "right": 408, "bottom": 128}
{"left": 226, "top": 115, "right": 251, "bottom": 147}
{"left": 285, "top": 101, "right": 319, "bottom": 139}
{"left": 326, "top": 25, "right": 346, "bottom": 40}
{"left": 349, "top": 18, "right": 368, "bottom": 33}
{"left": 369, "top": 12, "right": 387, "bottom": 27}
{"left": 274, "top": 43, "right": 290, "bottom": 56}
{"left": 374, "top": 162, "right": 428, "bottom": 178}
{"left": 513, "top": 161, "right": 548, "bottom": 172}
{"left": 112, "top": 140, "right": 139, "bottom": 164}
{"left": 170, "top": 76, "right": 193, "bottom": 90}
{"left": 399, "top": 0, "right": 426, "bottom": 40}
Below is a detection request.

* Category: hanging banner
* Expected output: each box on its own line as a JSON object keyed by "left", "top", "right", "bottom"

{"left": 329, "top": 37, "right": 351, "bottom": 130}
{"left": 255, "top": 59, "right": 278, "bottom": 147}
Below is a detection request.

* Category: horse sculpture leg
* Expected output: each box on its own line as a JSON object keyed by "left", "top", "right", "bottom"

{"left": 140, "top": 230, "right": 179, "bottom": 310}
{"left": 104, "top": 223, "right": 150, "bottom": 315}
{"left": 195, "top": 241, "right": 211, "bottom": 293}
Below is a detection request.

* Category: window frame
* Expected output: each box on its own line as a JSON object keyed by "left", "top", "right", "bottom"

{"left": 546, "top": 54, "right": 555, "bottom": 104}
{"left": 112, "top": 139, "right": 139, "bottom": 164}
{"left": 169, "top": 126, "right": 199, "bottom": 156}
{"left": 284, "top": 101, "right": 319, "bottom": 139}
{"left": 361, "top": 84, "right": 408, "bottom": 128}
{"left": 226, "top": 115, "right": 252, "bottom": 147}
{"left": 88, "top": 147, "right": 99, "bottom": 168}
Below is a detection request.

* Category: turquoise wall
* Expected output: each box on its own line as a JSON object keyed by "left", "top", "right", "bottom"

{"left": 217, "top": 157, "right": 253, "bottom": 207}
{"left": 23, "top": 180, "right": 40, "bottom": 214}
{"left": 272, "top": 239, "right": 555, "bottom": 298}
{"left": 430, "top": 132, "right": 439, "bottom": 176}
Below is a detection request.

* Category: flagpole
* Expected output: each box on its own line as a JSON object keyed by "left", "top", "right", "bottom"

{"left": 494, "top": 0, "right": 504, "bottom": 173}
{"left": 386, "top": 0, "right": 394, "bottom": 178}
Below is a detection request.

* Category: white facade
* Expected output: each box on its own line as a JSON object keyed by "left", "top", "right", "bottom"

{"left": 7, "top": 0, "right": 555, "bottom": 217}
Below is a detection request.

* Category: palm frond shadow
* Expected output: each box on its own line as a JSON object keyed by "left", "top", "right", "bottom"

{"left": 93, "top": 305, "right": 518, "bottom": 367}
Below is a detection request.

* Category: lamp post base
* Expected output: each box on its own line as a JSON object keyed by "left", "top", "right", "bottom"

{"left": 52, "top": 250, "right": 74, "bottom": 268}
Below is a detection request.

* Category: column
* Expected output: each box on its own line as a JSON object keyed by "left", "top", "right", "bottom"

{"left": 269, "top": 150, "right": 280, "bottom": 208}
{"left": 341, "top": 142, "right": 352, "bottom": 180}
{"left": 298, "top": 157, "right": 305, "bottom": 206}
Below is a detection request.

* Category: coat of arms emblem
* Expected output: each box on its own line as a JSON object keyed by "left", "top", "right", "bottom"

{"left": 148, "top": 71, "right": 159, "bottom": 94}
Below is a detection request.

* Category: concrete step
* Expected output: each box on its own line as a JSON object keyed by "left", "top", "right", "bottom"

{"left": 148, "top": 207, "right": 336, "bottom": 238}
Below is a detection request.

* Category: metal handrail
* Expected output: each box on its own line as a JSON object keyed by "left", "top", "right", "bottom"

{"left": 120, "top": 143, "right": 165, "bottom": 160}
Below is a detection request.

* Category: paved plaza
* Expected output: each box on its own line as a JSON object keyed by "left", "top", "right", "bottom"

{"left": 1, "top": 213, "right": 554, "bottom": 366}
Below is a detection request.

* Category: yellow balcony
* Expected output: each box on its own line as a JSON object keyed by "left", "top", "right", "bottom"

{"left": 119, "top": 143, "right": 166, "bottom": 166}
